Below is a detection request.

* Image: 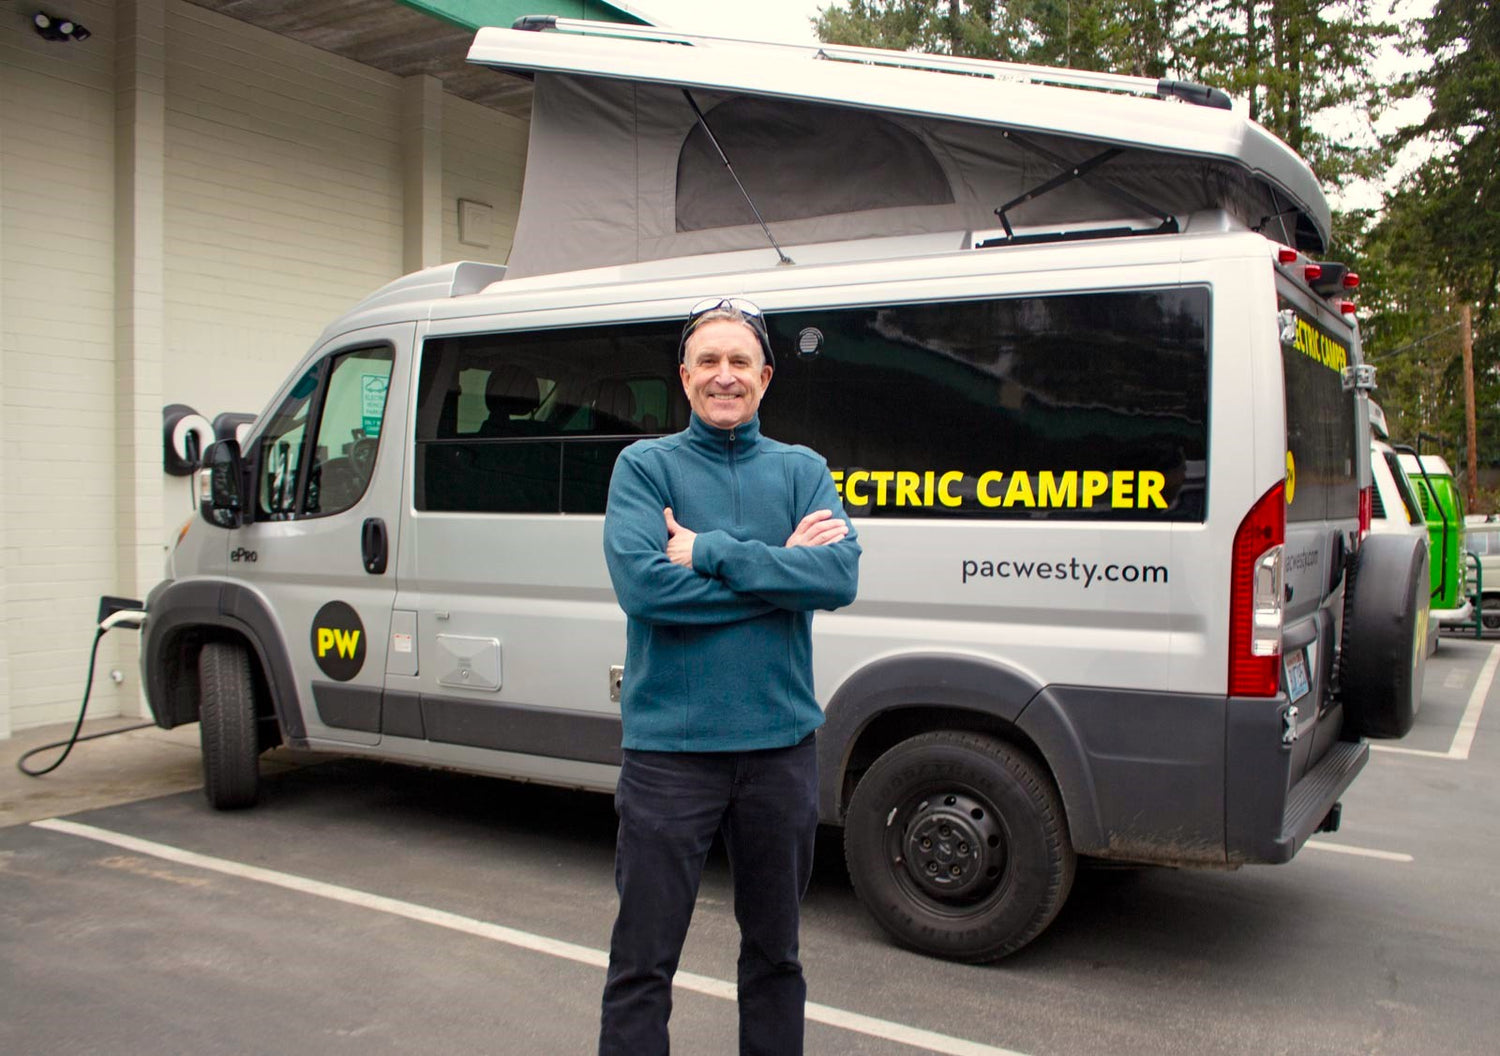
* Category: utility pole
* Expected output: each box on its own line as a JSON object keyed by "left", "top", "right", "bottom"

{"left": 1462, "top": 302, "right": 1477, "bottom": 511}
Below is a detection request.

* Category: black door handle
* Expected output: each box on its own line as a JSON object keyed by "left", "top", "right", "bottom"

{"left": 361, "top": 517, "right": 388, "bottom": 575}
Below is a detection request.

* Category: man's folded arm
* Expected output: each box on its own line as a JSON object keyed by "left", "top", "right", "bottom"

{"left": 603, "top": 451, "right": 775, "bottom": 626}
{"left": 692, "top": 470, "right": 860, "bottom": 612}
{"left": 693, "top": 531, "right": 859, "bottom": 611}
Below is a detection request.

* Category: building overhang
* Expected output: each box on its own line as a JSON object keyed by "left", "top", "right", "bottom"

{"left": 183, "top": 1, "right": 651, "bottom": 118}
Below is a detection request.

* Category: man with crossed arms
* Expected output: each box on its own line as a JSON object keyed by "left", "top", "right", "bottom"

{"left": 599, "top": 297, "right": 861, "bottom": 1055}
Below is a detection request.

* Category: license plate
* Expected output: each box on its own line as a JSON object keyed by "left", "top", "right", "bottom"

{"left": 1285, "top": 649, "right": 1310, "bottom": 702}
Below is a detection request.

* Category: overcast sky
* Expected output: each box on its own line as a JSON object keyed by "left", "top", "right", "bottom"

{"left": 622, "top": 0, "right": 825, "bottom": 43}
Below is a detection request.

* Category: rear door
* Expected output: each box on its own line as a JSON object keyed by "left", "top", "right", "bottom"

{"left": 1277, "top": 296, "right": 1360, "bottom": 775}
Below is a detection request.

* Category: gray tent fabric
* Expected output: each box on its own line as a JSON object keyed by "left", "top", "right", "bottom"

{"left": 503, "top": 73, "right": 1297, "bottom": 279}
{"left": 675, "top": 97, "right": 955, "bottom": 231}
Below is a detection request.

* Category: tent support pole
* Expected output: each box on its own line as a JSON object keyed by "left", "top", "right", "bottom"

{"left": 682, "top": 90, "right": 794, "bottom": 266}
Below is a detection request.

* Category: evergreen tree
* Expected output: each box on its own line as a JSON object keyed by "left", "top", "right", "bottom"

{"left": 814, "top": 1, "right": 1394, "bottom": 188}
{"left": 1173, "top": 0, "right": 1394, "bottom": 186}
{"left": 812, "top": 1, "right": 1179, "bottom": 71}
{"left": 1358, "top": 0, "right": 1499, "bottom": 473}
{"left": 1344, "top": 205, "right": 1481, "bottom": 463}
{"left": 1383, "top": 0, "right": 1498, "bottom": 314}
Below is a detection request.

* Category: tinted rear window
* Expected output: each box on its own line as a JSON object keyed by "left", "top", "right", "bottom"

{"left": 763, "top": 289, "right": 1210, "bottom": 521}
{"left": 1281, "top": 303, "right": 1357, "bottom": 523}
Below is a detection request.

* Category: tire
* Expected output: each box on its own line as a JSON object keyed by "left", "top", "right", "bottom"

{"left": 1340, "top": 533, "right": 1429, "bottom": 739}
{"left": 843, "top": 732, "right": 1075, "bottom": 962}
{"left": 198, "top": 641, "right": 262, "bottom": 809}
{"left": 1482, "top": 595, "right": 1500, "bottom": 632}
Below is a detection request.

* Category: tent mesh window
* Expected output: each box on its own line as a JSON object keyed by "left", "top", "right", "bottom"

{"left": 675, "top": 97, "right": 954, "bottom": 232}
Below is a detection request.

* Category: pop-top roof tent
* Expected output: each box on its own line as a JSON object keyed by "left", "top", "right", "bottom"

{"left": 466, "top": 18, "right": 1333, "bottom": 281}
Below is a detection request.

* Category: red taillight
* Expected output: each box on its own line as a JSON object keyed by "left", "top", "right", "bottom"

{"left": 1358, "top": 484, "right": 1373, "bottom": 540}
{"left": 1229, "top": 482, "right": 1285, "bottom": 698}
{"left": 1343, "top": 272, "right": 1360, "bottom": 289}
{"left": 1278, "top": 248, "right": 1298, "bottom": 264}
{"left": 1340, "top": 300, "right": 1357, "bottom": 315}
{"left": 1304, "top": 264, "right": 1323, "bottom": 282}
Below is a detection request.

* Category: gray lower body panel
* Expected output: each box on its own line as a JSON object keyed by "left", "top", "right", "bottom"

{"left": 1018, "top": 685, "right": 1226, "bottom": 863}
{"left": 312, "top": 683, "right": 623, "bottom": 768}
{"left": 1020, "top": 686, "right": 1364, "bottom": 865}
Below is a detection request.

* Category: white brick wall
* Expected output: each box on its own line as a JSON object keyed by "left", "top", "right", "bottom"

{"left": 161, "top": 0, "right": 405, "bottom": 444}
{"left": 0, "top": 1, "right": 530, "bottom": 736}
{"left": 1, "top": 1, "right": 135, "bottom": 732}
{"left": 442, "top": 92, "right": 528, "bottom": 267}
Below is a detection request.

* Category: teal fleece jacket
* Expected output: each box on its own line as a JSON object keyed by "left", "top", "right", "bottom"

{"left": 603, "top": 414, "right": 861, "bottom": 751}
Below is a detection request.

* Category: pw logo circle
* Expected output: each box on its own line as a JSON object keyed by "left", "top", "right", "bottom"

{"left": 311, "top": 601, "right": 365, "bottom": 681}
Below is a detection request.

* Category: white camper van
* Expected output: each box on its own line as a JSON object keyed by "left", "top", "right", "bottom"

{"left": 142, "top": 21, "right": 1427, "bottom": 961}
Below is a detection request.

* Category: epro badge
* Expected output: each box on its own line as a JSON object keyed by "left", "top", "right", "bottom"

{"left": 311, "top": 601, "right": 366, "bottom": 681}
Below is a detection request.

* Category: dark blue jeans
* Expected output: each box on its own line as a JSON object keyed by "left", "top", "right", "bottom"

{"left": 598, "top": 734, "right": 819, "bottom": 1056}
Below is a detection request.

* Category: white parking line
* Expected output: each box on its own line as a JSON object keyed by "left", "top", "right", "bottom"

{"left": 1448, "top": 642, "right": 1500, "bottom": 759}
{"left": 32, "top": 818, "right": 1027, "bottom": 1056}
{"left": 1372, "top": 643, "right": 1499, "bottom": 761}
{"left": 1304, "top": 840, "right": 1413, "bottom": 863}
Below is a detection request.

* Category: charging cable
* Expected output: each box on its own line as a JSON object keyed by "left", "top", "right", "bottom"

{"left": 17, "top": 605, "right": 151, "bottom": 778}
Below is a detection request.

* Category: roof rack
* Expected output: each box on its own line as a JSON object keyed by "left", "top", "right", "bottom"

{"left": 513, "top": 16, "right": 1231, "bottom": 110}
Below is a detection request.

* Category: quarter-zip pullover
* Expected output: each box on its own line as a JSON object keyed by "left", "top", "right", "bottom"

{"left": 603, "top": 414, "right": 861, "bottom": 751}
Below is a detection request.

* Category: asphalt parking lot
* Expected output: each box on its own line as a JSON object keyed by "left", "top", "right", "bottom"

{"left": 3, "top": 636, "right": 1498, "bottom": 1056}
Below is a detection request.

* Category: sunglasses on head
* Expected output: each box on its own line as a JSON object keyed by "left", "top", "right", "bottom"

{"left": 679, "top": 297, "right": 774, "bottom": 367}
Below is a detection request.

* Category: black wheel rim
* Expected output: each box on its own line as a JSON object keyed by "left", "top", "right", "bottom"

{"left": 885, "top": 786, "right": 1009, "bottom": 908}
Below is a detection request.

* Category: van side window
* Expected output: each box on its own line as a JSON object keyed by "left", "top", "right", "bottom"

{"left": 414, "top": 325, "right": 681, "bottom": 514}
{"left": 306, "top": 349, "right": 394, "bottom": 516}
{"left": 258, "top": 366, "right": 319, "bottom": 519}
{"left": 1383, "top": 451, "right": 1423, "bottom": 526}
{"left": 257, "top": 346, "right": 394, "bottom": 520}
{"left": 760, "top": 290, "right": 1211, "bottom": 521}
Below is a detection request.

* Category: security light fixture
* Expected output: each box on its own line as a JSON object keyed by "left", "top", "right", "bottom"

{"left": 33, "top": 11, "right": 91, "bottom": 42}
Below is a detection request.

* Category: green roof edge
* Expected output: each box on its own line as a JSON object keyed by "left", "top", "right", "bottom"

{"left": 395, "top": 0, "right": 650, "bottom": 33}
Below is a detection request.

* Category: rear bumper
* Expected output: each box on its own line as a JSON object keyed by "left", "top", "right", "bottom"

{"left": 1266, "top": 738, "right": 1366, "bottom": 862}
{"left": 1226, "top": 694, "right": 1367, "bottom": 863}
{"left": 1019, "top": 687, "right": 1367, "bottom": 866}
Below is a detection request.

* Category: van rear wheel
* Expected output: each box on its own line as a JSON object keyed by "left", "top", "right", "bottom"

{"left": 198, "top": 641, "right": 261, "bottom": 810}
{"left": 843, "top": 732, "right": 1075, "bottom": 962}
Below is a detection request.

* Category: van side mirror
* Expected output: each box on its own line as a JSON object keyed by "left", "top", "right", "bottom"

{"left": 199, "top": 439, "right": 245, "bottom": 528}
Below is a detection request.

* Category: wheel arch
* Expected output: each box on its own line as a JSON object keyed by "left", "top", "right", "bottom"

{"left": 817, "top": 652, "right": 1106, "bottom": 850}
{"left": 143, "top": 579, "right": 304, "bottom": 743}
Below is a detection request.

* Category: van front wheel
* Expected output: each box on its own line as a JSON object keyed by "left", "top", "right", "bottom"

{"left": 843, "top": 732, "right": 1075, "bottom": 962}
{"left": 198, "top": 641, "right": 261, "bottom": 810}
